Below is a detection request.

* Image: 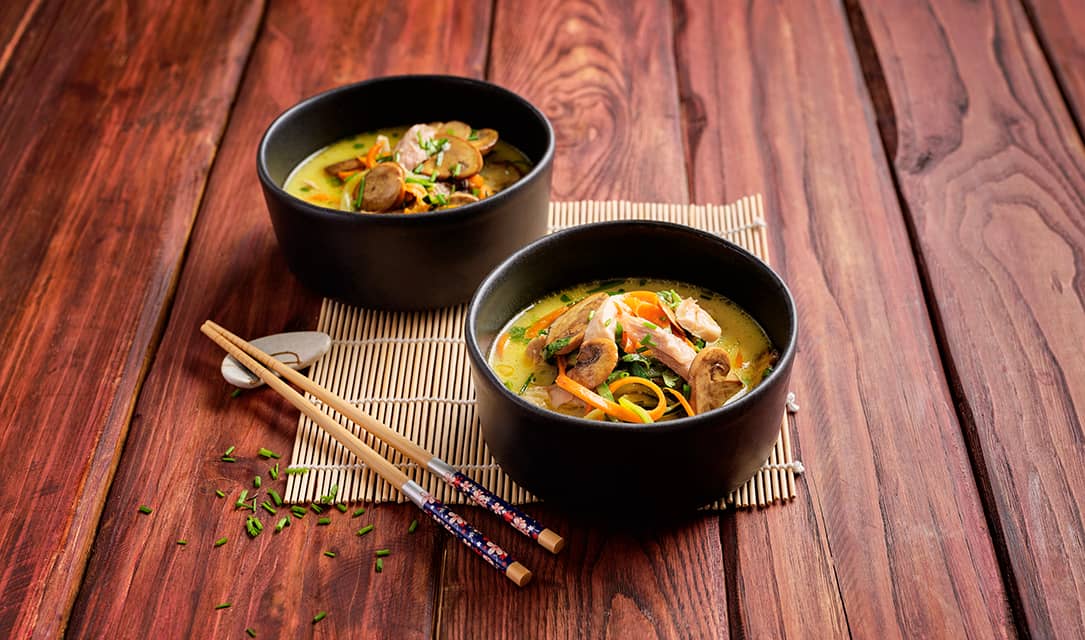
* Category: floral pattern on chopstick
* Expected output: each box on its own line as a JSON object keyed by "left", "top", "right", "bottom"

{"left": 449, "top": 471, "right": 545, "bottom": 541}
{"left": 421, "top": 494, "right": 512, "bottom": 572}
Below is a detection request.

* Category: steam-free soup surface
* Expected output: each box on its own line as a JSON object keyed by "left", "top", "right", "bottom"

{"left": 489, "top": 279, "right": 776, "bottom": 423}
{"left": 284, "top": 122, "right": 531, "bottom": 214}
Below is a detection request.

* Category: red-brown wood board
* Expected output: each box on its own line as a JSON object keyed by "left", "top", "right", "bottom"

{"left": 2, "top": 0, "right": 1084, "bottom": 636}
{"left": 66, "top": 0, "right": 493, "bottom": 637}
{"left": 858, "top": 0, "right": 1085, "bottom": 636}
{"left": 677, "top": 1, "right": 1012, "bottom": 637}
{"left": 0, "top": 0, "right": 262, "bottom": 636}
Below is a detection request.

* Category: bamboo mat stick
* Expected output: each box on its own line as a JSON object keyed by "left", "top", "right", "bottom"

{"left": 202, "top": 322, "right": 534, "bottom": 586}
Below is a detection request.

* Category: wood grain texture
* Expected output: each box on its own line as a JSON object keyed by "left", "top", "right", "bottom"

{"left": 675, "top": 0, "right": 1013, "bottom": 637}
{"left": 0, "top": 0, "right": 40, "bottom": 79}
{"left": 65, "top": 0, "right": 492, "bottom": 636}
{"left": 857, "top": 0, "right": 1085, "bottom": 636}
{"left": 1023, "top": 0, "right": 1085, "bottom": 134}
{"left": 0, "top": 1, "right": 262, "bottom": 636}
{"left": 437, "top": 1, "right": 728, "bottom": 638}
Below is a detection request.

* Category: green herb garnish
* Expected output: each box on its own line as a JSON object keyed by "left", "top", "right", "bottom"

{"left": 257, "top": 447, "right": 280, "bottom": 459}
{"left": 177, "top": 539, "right": 187, "bottom": 545}
{"left": 253, "top": 475, "right": 261, "bottom": 488}
{"left": 353, "top": 508, "right": 366, "bottom": 517}
{"left": 313, "top": 611, "right": 327, "bottom": 624}
{"left": 137, "top": 505, "right": 152, "bottom": 515}
{"left": 323, "top": 550, "right": 336, "bottom": 558}
{"left": 657, "top": 289, "right": 681, "bottom": 308}
{"left": 268, "top": 488, "right": 282, "bottom": 506}
{"left": 375, "top": 558, "right": 384, "bottom": 573}
{"left": 285, "top": 467, "right": 309, "bottom": 475}
{"left": 507, "top": 326, "right": 529, "bottom": 344}
{"left": 408, "top": 519, "right": 418, "bottom": 533}
{"left": 215, "top": 489, "right": 225, "bottom": 498}
{"left": 214, "top": 537, "right": 228, "bottom": 547}
{"left": 215, "top": 602, "right": 231, "bottom": 610}
{"left": 275, "top": 517, "right": 289, "bottom": 532}
{"left": 268, "top": 463, "right": 279, "bottom": 480}
{"left": 223, "top": 445, "right": 236, "bottom": 456}
{"left": 246, "top": 628, "right": 257, "bottom": 638}
{"left": 543, "top": 337, "right": 571, "bottom": 360}
{"left": 357, "top": 524, "right": 374, "bottom": 536}
{"left": 375, "top": 549, "right": 391, "bottom": 557}
{"left": 640, "top": 334, "right": 656, "bottom": 348}
{"left": 317, "top": 517, "right": 331, "bottom": 526}
{"left": 518, "top": 373, "right": 535, "bottom": 395}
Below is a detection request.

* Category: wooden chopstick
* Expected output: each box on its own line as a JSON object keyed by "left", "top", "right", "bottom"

{"left": 204, "top": 319, "right": 564, "bottom": 554}
{"left": 200, "top": 322, "right": 532, "bottom": 587}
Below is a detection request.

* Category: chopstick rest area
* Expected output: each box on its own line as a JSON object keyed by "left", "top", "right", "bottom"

{"left": 201, "top": 320, "right": 563, "bottom": 586}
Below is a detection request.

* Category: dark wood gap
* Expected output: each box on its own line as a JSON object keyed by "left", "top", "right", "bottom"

{"left": 0, "top": 0, "right": 43, "bottom": 84}
{"left": 483, "top": 0, "right": 498, "bottom": 81}
{"left": 1017, "top": 0, "right": 1085, "bottom": 153}
{"left": 840, "top": 1, "right": 1030, "bottom": 636}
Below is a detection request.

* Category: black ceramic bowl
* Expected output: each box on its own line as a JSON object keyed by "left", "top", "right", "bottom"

{"left": 258, "top": 75, "right": 554, "bottom": 310}
{"left": 466, "top": 221, "right": 797, "bottom": 512}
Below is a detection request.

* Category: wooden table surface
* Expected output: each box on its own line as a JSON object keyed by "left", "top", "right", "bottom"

{"left": 2, "top": 0, "right": 1084, "bottom": 637}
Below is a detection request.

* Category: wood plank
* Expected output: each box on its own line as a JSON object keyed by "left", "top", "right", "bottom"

{"left": 1023, "top": 0, "right": 1085, "bottom": 132}
{"left": 65, "top": 0, "right": 493, "bottom": 636}
{"left": 675, "top": 0, "right": 1013, "bottom": 636}
{"left": 0, "top": 0, "right": 40, "bottom": 79}
{"left": 0, "top": 1, "right": 263, "bottom": 636}
{"left": 437, "top": 1, "right": 729, "bottom": 638}
{"left": 856, "top": 0, "right": 1085, "bottom": 636}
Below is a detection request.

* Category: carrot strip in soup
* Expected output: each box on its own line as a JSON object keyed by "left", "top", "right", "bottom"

{"left": 607, "top": 376, "right": 667, "bottom": 421}
{"left": 366, "top": 141, "right": 384, "bottom": 168}
{"left": 525, "top": 305, "right": 569, "bottom": 338}
{"left": 555, "top": 358, "right": 644, "bottom": 423}
{"left": 663, "top": 387, "right": 695, "bottom": 417}
{"left": 495, "top": 333, "right": 511, "bottom": 358}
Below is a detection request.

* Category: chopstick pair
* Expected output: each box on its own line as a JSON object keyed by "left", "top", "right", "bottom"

{"left": 201, "top": 320, "right": 563, "bottom": 587}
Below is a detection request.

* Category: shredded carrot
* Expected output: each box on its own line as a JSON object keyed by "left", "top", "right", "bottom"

{"left": 525, "top": 305, "right": 569, "bottom": 339}
{"left": 607, "top": 376, "right": 667, "bottom": 421}
{"left": 336, "top": 170, "right": 360, "bottom": 182}
{"left": 555, "top": 358, "right": 643, "bottom": 423}
{"left": 664, "top": 387, "right": 695, "bottom": 417}
{"left": 733, "top": 351, "right": 744, "bottom": 368}
{"left": 637, "top": 304, "right": 670, "bottom": 328}
{"left": 308, "top": 193, "right": 334, "bottom": 202}
{"left": 366, "top": 140, "right": 385, "bottom": 168}
{"left": 467, "top": 174, "right": 485, "bottom": 189}
{"left": 495, "top": 333, "right": 511, "bottom": 358}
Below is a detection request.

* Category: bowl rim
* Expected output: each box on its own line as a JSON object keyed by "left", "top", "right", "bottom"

{"left": 465, "top": 219, "right": 798, "bottom": 435}
{"left": 256, "top": 74, "right": 555, "bottom": 225}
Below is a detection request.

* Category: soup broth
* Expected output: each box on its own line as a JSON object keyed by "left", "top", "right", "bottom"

{"left": 489, "top": 278, "right": 776, "bottom": 423}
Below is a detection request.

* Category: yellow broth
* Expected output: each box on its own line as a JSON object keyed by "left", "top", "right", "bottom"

{"left": 488, "top": 278, "right": 776, "bottom": 420}
{"left": 283, "top": 124, "right": 531, "bottom": 213}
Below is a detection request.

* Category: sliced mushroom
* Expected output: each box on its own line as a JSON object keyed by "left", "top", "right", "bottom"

{"left": 357, "top": 163, "right": 406, "bottom": 212}
{"left": 567, "top": 338, "right": 619, "bottom": 389}
{"left": 421, "top": 136, "right": 484, "bottom": 179}
{"left": 545, "top": 292, "right": 609, "bottom": 356}
{"left": 324, "top": 157, "right": 363, "bottom": 176}
{"left": 439, "top": 120, "right": 472, "bottom": 139}
{"left": 469, "top": 128, "right": 499, "bottom": 155}
{"left": 688, "top": 346, "right": 743, "bottom": 414}
{"left": 441, "top": 192, "right": 479, "bottom": 209}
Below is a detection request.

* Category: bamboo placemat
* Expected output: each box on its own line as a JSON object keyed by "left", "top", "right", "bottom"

{"left": 285, "top": 196, "right": 803, "bottom": 510}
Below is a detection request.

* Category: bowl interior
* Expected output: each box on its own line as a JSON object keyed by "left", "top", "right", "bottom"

{"left": 468, "top": 220, "right": 796, "bottom": 422}
{"left": 260, "top": 75, "right": 552, "bottom": 191}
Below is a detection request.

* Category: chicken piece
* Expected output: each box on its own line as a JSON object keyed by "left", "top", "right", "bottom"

{"left": 616, "top": 310, "right": 698, "bottom": 380}
{"left": 567, "top": 338, "right": 619, "bottom": 390}
{"left": 583, "top": 297, "right": 618, "bottom": 343}
{"left": 675, "top": 298, "right": 721, "bottom": 342}
{"left": 546, "top": 293, "right": 609, "bottom": 357}
{"left": 688, "top": 346, "right": 744, "bottom": 413}
{"left": 394, "top": 123, "right": 437, "bottom": 173}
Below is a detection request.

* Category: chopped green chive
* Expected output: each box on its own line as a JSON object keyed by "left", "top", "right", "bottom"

{"left": 275, "top": 517, "right": 289, "bottom": 532}
{"left": 257, "top": 448, "right": 280, "bottom": 459}
{"left": 291, "top": 505, "right": 307, "bottom": 518}
{"left": 335, "top": 503, "right": 348, "bottom": 513}
{"left": 245, "top": 628, "right": 257, "bottom": 638}
{"left": 317, "top": 517, "right": 331, "bottom": 526}
{"left": 356, "top": 524, "right": 374, "bottom": 536}
{"left": 221, "top": 457, "right": 236, "bottom": 463}
{"left": 268, "top": 488, "right": 282, "bottom": 506}
{"left": 269, "top": 463, "right": 279, "bottom": 480}
{"left": 245, "top": 516, "right": 263, "bottom": 537}
{"left": 352, "top": 508, "right": 366, "bottom": 518}
{"left": 214, "top": 602, "right": 231, "bottom": 610}
{"left": 310, "top": 503, "right": 324, "bottom": 514}
{"left": 375, "top": 549, "right": 391, "bottom": 557}
{"left": 223, "top": 445, "right": 236, "bottom": 456}
{"left": 408, "top": 519, "right": 418, "bottom": 534}
{"left": 214, "top": 537, "right": 228, "bottom": 547}
{"left": 323, "top": 550, "right": 336, "bottom": 558}
{"left": 215, "top": 489, "right": 226, "bottom": 498}
{"left": 230, "top": 389, "right": 242, "bottom": 398}
{"left": 319, "top": 484, "right": 339, "bottom": 504}
{"left": 176, "top": 539, "right": 187, "bottom": 545}
{"left": 375, "top": 558, "right": 384, "bottom": 573}
{"left": 235, "top": 489, "right": 249, "bottom": 508}
{"left": 260, "top": 501, "right": 276, "bottom": 515}
{"left": 313, "top": 611, "right": 327, "bottom": 624}
{"left": 285, "top": 467, "right": 309, "bottom": 475}
{"left": 137, "top": 505, "right": 152, "bottom": 515}
{"left": 253, "top": 475, "right": 262, "bottom": 488}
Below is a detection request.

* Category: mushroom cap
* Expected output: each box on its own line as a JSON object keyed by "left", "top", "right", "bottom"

{"left": 421, "top": 136, "right": 483, "bottom": 179}
{"left": 688, "top": 346, "right": 743, "bottom": 414}
{"left": 567, "top": 338, "right": 619, "bottom": 389}
{"left": 546, "top": 292, "right": 609, "bottom": 356}
{"left": 358, "top": 162, "right": 406, "bottom": 212}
